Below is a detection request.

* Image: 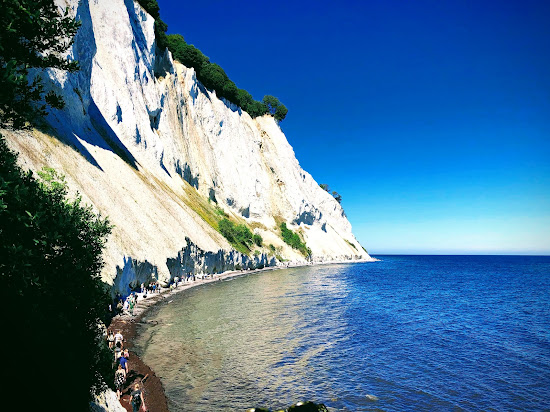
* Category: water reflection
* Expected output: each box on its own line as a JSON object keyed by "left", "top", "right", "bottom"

{"left": 136, "top": 266, "right": 353, "bottom": 411}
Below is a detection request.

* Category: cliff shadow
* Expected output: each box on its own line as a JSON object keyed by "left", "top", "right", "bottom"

{"left": 41, "top": 0, "right": 138, "bottom": 171}
{"left": 124, "top": 0, "right": 154, "bottom": 73}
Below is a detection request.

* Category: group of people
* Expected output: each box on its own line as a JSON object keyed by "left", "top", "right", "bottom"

{"left": 106, "top": 329, "right": 146, "bottom": 411}
{"left": 114, "top": 292, "right": 140, "bottom": 316}
{"left": 143, "top": 281, "right": 162, "bottom": 294}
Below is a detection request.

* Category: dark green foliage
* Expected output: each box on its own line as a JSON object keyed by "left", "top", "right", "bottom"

{"left": 0, "top": 137, "right": 112, "bottom": 408}
{"left": 262, "top": 95, "right": 288, "bottom": 122}
{"left": 154, "top": 19, "right": 169, "bottom": 51}
{"left": 253, "top": 233, "right": 263, "bottom": 247}
{"left": 262, "top": 95, "right": 281, "bottom": 113}
{"left": 137, "top": 0, "right": 160, "bottom": 16}
{"left": 0, "top": 1, "right": 114, "bottom": 406}
{"left": 218, "top": 218, "right": 254, "bottom": 253}
{"left": 235, "top": 223, "right": 253, "bottom": 245}
{"left": 345, "top": 239, "right": 357, "bottom": 250}
{"left": 218, "top": 218, "right": 235, "bottom": 242}
{"left": 221, "top": 80, "right": 239, "bottom": 103}
{"left": 198, "top": 63, "right": 229, "bottom": 93}
{"left": 0, "top": 0, "right": 81, "bottom": 128}
{"left": 274, "top": 104, "right": 288, "bottom": 122}
{"left": 320, "top": 184, "right": 342, "bottom": 204}
{"left": 246, "top": 100, "right": 269, "bottom": 118}
{"left": 236, "top": 88, "right": 254, "bottom": 109}
{"left": 280, "top": 222, "right": 312, "bottom": 258}
{"left": 215, "top": 205, "right": 228, "bottom": 218}
{"left": 166, "top": 35, "right": 209, "bottom": 71}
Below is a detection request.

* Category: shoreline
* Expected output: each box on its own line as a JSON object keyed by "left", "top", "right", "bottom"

{"left": 107, "top": 258, "right": 376, "bottom": 411}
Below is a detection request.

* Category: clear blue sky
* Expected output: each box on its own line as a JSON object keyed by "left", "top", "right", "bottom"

{"left": 158, "top": 0, "right": 550, "bottom": 255}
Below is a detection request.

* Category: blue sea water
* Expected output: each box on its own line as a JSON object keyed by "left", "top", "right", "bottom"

{"left": 135, "top": 255, "right": 550, "bottom": 411}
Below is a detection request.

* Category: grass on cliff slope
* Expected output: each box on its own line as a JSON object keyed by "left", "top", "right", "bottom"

{"left": 280, "top": 222, "right": 311, "bottom": 258}
{"left": 180, "top": 182, "right": 257, "bottom": 255}
{"left": 345, "top": 239, "right": 358, "bottom": 250}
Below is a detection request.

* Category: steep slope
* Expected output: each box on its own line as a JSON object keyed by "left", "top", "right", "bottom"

{"left": 3, "top": 0, "right": 373, "bottom": 295}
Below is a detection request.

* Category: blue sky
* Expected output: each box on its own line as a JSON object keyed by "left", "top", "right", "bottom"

{"left": 158, "top": 0, "right": 550, "bottom": 255}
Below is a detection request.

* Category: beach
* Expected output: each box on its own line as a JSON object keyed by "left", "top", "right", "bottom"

{"left": 106, "top": 259, "right": 374, "bottom": 411}
{"left": 108, "top": 268, "right": 268, "bottom": 412}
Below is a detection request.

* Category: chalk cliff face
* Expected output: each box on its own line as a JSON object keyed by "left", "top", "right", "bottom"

{"left": 4, "top": 0, "right": 372, "bottom": 294}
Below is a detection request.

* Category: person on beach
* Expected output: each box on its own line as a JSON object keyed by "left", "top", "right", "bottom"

{"left": 114, "top": 344, "right": 123, "bottom": 365}
{"left": 107, "top": 330, "right": 115, "bottom": 349}
{"left": 131, "top": 382, "right": 146, "bottom": 412}
{"left": 114, "top": 330, "right": 124, "bottom": 347}
{"left": 119, "top": 350, "right": 129, "bottom": 374}
{"left": 129, "top": 296, "right": 135, "bottom": 316}
{"left": 114, "top": 363, "right": 126, "bottom": 400}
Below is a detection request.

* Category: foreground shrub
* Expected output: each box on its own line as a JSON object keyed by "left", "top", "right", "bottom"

{"left": 0, "top": 137, "right": 112, "bottom": 408}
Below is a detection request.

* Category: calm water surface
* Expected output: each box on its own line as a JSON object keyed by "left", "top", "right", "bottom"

{"left": 135, "top": 256, "right": 550, "bottom": 411}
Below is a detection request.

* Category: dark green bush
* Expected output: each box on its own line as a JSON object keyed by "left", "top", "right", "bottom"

{"left": 246, "top": 100, "right": 269, "bottom": 118}
{"left": 274, "top": 104, "right": 288, "bottom": 121}
{"left": 218, "top": 218, "right": 255, "bottom": 253}
{"left": 280, "top": 222, "right": 311, "bottom": 258}
{"left": 198, "top": 63, "right": 230, "bottom": 92}
{"left": 253, "top": 234, "right": 263, "bottom": 247}
{"left": 236, "top": 88, "right": 254, "bottom": 109}
{"left": 136, "top": 1, "right": 168, "bottom": 50}
{"left": 167, "top": 35, "right": 209, "bottom": 72}
{"left": 0, "top": 0, "right": 80, "bottom": 128}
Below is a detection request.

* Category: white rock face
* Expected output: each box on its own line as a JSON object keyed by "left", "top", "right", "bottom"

{"left": 4, "top": 0, "right": 373, "bottom": 295}
{"left": 90, "top": 388, "right": 127, "bottom": 412}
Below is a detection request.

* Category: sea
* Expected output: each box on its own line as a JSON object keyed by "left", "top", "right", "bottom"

{"left": 134, "top": 255, "right": 550, "bottom": 411}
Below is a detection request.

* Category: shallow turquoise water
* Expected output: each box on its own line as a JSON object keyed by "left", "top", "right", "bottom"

{"left": 135, "top": 256, "right": 550, "bottom": 411}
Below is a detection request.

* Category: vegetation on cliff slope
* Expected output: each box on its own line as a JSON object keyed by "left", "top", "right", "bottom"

{"left": 280, "top": 222, "right": 312, "bottom": 258}
{"left": 218, "top": 217, "right": 264, "bottom": 254}
{"left": 0, "top": 1, "right": 113, "bottom": 408}
{"left": 137, "top": 0, "right": 288, "bottom": 121}
{"left": 319, "top": 183, "right": 342, "bottom": 204}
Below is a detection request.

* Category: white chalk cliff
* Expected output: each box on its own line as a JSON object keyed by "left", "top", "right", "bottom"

{"left": 4, "top": 0, "right": 373, "bottom": 295}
